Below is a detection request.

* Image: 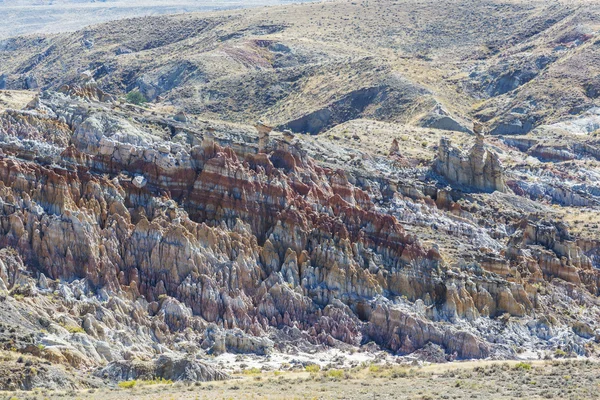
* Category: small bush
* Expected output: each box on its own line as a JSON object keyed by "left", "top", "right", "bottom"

{"left": 305, "top": 364, "right": 321, "bottom": 373}
{"left": 243, "top": 367, "right": 262, "bottom": 375}
{"left": 118, "top": 380, "right": 137, "bottom": 389}
{"left": 368, "top": 364, "right": 382, "bottom": 373}
{"left": 65, "top": 326, "right": 85, "bottom": 334}
{"left": 554, "top": 348, "right": 567, "bottom": 358}
{"left": 326, "top": 369, "right": 344, "bottom": 380}
{"left": 126, "top": 91, "right": 147, "bottom": 106}
{"left": 513, "top": 362, "right": 532, "bottom": 371}
{"left": 390, "top": 367, "right": 408, "bottom": 378}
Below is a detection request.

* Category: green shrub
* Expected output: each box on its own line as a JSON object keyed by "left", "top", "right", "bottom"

{"left": 326, "top": 369, "right": 344, "bottom": 379}
{"left": 58, "top": 320, "right": 85, "bottom": 334}
{"left": 65, "top": 325, "right": 85, "bottom": 334}
{"left": 554, "top": 348, "right": 567, "bottom": 358}
{"left": 305, "top": 364, "right": 321, "bottom": 373}
{"left": 368, "top": 364, "right": 382, "bottom": 373}
{"left": 243, "top": 367, "right": 262, "bottom": 375}
{"left": 118, "top": 380, "right": 137, "bottom": 389}
{"left": 125, "top": 90, "right": 147, "bottom": 106}
{"left": 513, "top": 362, "right": 532, "bottom": 371}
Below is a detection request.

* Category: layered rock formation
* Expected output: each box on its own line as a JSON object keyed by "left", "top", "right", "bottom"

{"left": 1, "top": 0, "right": 600, "bottom": 394}
{"left": 433, "top": 129, "right": 507, "bottom": 193}
{"left": 0, "top": 88, "right": 600, "bottom": 390}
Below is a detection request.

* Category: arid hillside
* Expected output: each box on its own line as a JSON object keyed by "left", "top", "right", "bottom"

{"left": 1, "top": 0, "right": 600, "bottom": 396}
{"left": 0, "top": 0, "right": 316, "bottom": 39}
{"left": 2, "top": 0, "right": 599, "bottom": 135}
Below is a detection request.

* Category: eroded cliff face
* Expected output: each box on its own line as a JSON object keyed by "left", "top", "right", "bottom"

{"left": 0, "top": 87, "right": 600, "bottom": 389}
{"left": 433, "top": 133, "right": 507, "bottom": 193}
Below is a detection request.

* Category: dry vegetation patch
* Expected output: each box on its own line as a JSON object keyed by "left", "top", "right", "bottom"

{"left": 0, "top": 360, "right": 596, "bottom": 400}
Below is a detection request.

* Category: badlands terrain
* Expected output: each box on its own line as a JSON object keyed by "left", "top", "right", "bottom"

{"left": 1, "top": 0, "right": 600, "bottom": 397}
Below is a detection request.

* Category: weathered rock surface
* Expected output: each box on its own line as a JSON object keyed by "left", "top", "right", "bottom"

{"left": 433, "top": 132, "right": 507, "bottom": 193}
{"left": 0, "top": 84, "right": 600, "bottom": 391}
{"left": 417, "top": 104, "right": 472, "bottom": 134}
{"left": 2, "top": 0, "right": 600, "bottom": 393}
{"left": 96, "top": 355, "right": 229, "bottom": 383}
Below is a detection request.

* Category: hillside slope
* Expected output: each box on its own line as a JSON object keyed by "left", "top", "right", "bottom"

{"left": 1, "top": 0, "right": 600, "bottom": 392}
{"left": 1, "top": 0, "right": 599, "bottom": 134}
{"left": 0, "top": 0, "right": 315, "bottom": 39}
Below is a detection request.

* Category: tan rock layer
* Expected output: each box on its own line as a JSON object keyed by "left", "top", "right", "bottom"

{"left": 1, "top": 98, "right": 599, "bottom": 360}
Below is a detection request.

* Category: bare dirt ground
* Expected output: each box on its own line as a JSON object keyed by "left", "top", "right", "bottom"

{"left": 1, "top": 359, "right": 598, "bottom": 400}
{"left": 0, "top": 90, "right": 35, "bottom": 112}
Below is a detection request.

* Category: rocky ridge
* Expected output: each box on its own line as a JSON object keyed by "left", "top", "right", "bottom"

{"left": 2, "top": 0, "right": 599, "bottom": 136}
{"left": 0, "top": 79, "right": 599, "bottom": 389}
{"left": 1, "top": 0, "right": 600, "bottom": 392}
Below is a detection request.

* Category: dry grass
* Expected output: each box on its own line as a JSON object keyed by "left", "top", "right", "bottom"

{"left": 3, "top": 359, "right": 597, "bottom": 400}
{"left": 318, "top": 119, "right": 475, "bottom": 161}
{"left": 560, "top": 207, "right": 600, "bottom": 238}
{"left": 0, "top": 91, "right": 36, "bottom": 112}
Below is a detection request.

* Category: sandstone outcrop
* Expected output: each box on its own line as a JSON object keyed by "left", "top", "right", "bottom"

{"left": 0, "top": 89, "right": 599, "bottom": 390}
{"left": 433, "top": 130, "right": 507, "bottom": 193}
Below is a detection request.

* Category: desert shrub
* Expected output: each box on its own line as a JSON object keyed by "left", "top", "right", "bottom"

{"left": 390, "top": 367, "right": 408, "bottom": 378}
{"left": 305, "top": 364, "right": 321, "bottom": 373}
{"left": 326, "top": 369, "right": 344, "bottom": 380}
{"left": 243, "top": 367, "right": 262, "bottom": 375}
{"left": 554, "top": 348, "right": 567, "bottom": 358}
{"left": 368, "top": 364, "right": 382, "bottom": 373}
{"left": 118, "top": 380, "right": 137, "bottom": 389}
{"left": 513, "top": 362, "right": 532, "bottom": 371}
{"left": 65, "top": 326, "right": 85, "bottom": 334}
{"left": 126, "top": 90, "right": 147, "bottom": 106}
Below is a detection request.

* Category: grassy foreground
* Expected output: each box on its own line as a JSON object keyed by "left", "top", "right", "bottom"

{"left": 2, "top": 359, "right": 599, "bottom": 400}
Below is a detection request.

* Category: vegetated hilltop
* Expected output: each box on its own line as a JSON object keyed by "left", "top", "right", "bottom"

{"left": 1, "top": 0, "right": 600, "bottom": 394}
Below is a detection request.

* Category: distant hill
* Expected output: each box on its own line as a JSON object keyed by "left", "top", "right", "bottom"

{"left": 0, "top": 0, "right": 314, "bottom": 38}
